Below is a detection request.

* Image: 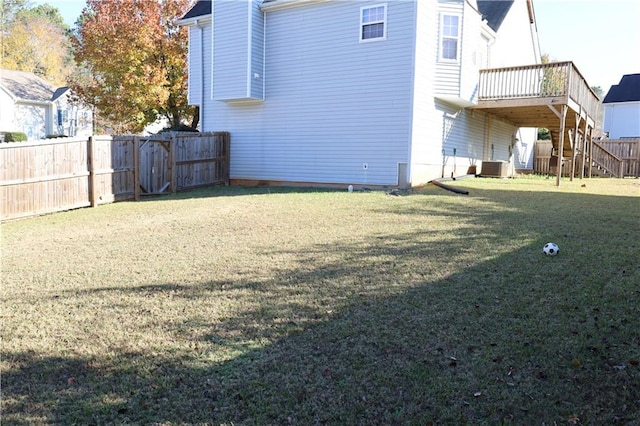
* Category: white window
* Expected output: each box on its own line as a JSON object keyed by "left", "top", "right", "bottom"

{"left": 440, "top": 14, "right": 460, "bottom": 61}
{"left": 360, "top": 4, "right": 387, "bottom": 42}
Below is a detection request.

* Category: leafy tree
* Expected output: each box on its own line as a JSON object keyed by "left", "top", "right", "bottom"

{"left": 16, "top": 4, "right": 67, "bottom": 29}
{"left": 0, "top": 0, "right": 30, "bottom": 28}
{"left": 72, "top": 0, "right": 196, "bottom": 134}
{"left": 1, "top": 2, "right": 74, "bottom": 85}
{"left": 591, "top": 86, "right": 605, "bottom": 129}
{"left": 591, "top": 86, "right": 603, "bottom": 99}
{"left": 537, "top": 128, "right": 550, "bottom": 140}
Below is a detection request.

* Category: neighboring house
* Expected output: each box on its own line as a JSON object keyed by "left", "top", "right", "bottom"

{"left": 603, "top": 73, "right": 640, "bottom": 139}
{"left": 179, "top": 0, "right": 542, "bottom": 187}
{"left": 0, "top": 69, "right": 93, "bottom": 140}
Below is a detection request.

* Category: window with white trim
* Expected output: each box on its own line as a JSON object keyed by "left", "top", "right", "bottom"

{"left": 360, "top": 4, "right": 387, "bottom": 42}
{"left": 440, "top": 14, "right": 460, "bottom": 61}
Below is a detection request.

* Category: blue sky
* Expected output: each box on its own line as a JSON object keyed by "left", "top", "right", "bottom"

{"left": 36, "top": 0, "right": 640, "bottom": 94}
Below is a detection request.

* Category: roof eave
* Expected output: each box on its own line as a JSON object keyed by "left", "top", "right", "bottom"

{"left": 260, "top": 0, "right": 332, "bottom": 12}
{"left": 0, "top": 85, "right": 18, "bottom": 102}
{"left": 177, "top": 14, "right": 212, "bottom": 27}
{"left": 15, "top": 99, "right": 53, "bottom": 106}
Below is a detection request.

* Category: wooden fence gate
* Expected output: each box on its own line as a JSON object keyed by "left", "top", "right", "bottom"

{"left": 1, "top": 132, "right": 230, "bottom": 220}
{"left": 139, "top": 138, "right": 172, "bottom": 196}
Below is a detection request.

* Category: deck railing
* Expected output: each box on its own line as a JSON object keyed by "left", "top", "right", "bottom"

{"left": 590, "top": 141, "right": 624, "bottom": 178}
{"left": 478, "top": 61, "right": 600, "bottom": 121}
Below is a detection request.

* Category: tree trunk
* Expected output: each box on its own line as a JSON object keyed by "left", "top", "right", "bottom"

{"left": 190, "top": 106, "right": 200, "bottom": 130}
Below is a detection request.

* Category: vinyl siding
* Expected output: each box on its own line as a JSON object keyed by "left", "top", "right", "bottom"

{"left": 202, "top": 22, "right": 212, "bottom": 126}
{"left": 188, "top": 0, "right": 537, "bottom": 184}
{"left": 409, "top": 0, "right": 442, "bottom": 183}
{"left": 458, "top": 0, "right": 481, "bottom": 103}
{"left": 212, "top": 1, "right": 249, "bottom": 100}
{"left": 487, "top": 118, "right": 516, "bottom": 161}
{"left": 187, "top": 25, "right": 203, "bottom": 105}
{"left": 206, "top": 1, "right": 416, "bottom": 185}
{"left": 249, "top": 0, "right": 264, "bottom": 100}
{"left": 604, "top": 102, "right": 640, "bottom": 138}
{"left": 434, "top": 1, "right": 463, "bottom": 98}
{"left": 514, "top": 127, "right": 536, "bottom": 169}
{"left": 434, "top": 99, "right": 518, "bottom": 177}
{"left": 210, "top": 1, "right": 264, "bottom": 102}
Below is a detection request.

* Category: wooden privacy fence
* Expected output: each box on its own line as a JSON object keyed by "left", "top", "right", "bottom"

{"left": 533, "top": 138, "right": 640, "bottom": 177}
{"left": 1, "top": 132, "right": 230, "bottom": 220}
{"left": 592, "top": 138, "right": 640, "bottom": 177}
{"left": 533, "top": 141, "right": 570, "bottom": 176}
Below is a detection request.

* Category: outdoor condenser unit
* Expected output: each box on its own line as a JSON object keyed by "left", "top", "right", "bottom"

{"left": 481, "top": 161, "right": 509, "bottom": 177}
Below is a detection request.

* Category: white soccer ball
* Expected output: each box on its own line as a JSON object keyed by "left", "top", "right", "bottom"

{"left": 543, "top": 242, "right": 559, "bottom": 256}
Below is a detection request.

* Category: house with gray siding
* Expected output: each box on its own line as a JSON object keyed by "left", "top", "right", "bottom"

{"left": 179, "top": 0, "right": 541, "bottom": 187}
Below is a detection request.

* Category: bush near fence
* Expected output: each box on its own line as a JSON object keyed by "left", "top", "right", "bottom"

{"left": 1, "top": 132, "right": 28, "bottom": 142}
{"left": 0, "top": 132, "right": 229, "bottom": 221}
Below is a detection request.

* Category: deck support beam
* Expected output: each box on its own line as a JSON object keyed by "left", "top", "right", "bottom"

{"left": 556, "top": 105, "right": 568, "bottom": 187}
{"left": 570, "top": 109, "right": 582, "bottom": 181}
{"left": 580, "top": 112, "right": 589, "bottom": 179}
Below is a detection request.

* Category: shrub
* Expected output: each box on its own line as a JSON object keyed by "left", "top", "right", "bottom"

{"left": 45, "top": 134, "right": 69, "bottom": 139}
{"left": 158, "top": 124, "right": 199, "bottom": 134}
{"left": 1, "top": 132, "right": 28, "bottom": 142}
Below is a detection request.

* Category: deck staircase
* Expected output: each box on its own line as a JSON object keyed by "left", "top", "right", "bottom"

{"left": 549, "top": 130, "right": 623, "bottom": 177}
{"left": 589, "top": 141, "right": 623, "bottom": 177}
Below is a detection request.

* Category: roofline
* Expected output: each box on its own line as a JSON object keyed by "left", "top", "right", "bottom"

{"left": 15, "top": 98, "right": 53, "bottom": 107}
{"left": 260, "top": 0, "right": 332, "bottom": 12}
{"left": 0, "top": 84, "right": 18, "bottom": 102}
{"left": 177, "top": 14, "right": 211, "bottom": 27}
{"left": 603, "top": 99, "right": 640, "bottom": 105}
{"left": 52, "top": 87, "right": 70, "bottom": 102}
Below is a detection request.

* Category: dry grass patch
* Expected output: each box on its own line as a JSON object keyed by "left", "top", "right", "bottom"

{"left": 2, "top": 178, "right": 639, "bottom": 424}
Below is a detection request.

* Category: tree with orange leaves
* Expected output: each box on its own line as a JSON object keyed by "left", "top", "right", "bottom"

{"left": 72, "top": 0, "right": 196, "bottom": 134}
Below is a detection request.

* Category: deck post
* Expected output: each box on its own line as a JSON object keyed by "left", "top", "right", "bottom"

{"left": 580, "top": 117, "right": 589, "bottom": 179}
{"left": 556, "top": 105, "right": 568, "bottom": 187}
{"left": 570, "top": 112, "right": 581, "bottom": 181}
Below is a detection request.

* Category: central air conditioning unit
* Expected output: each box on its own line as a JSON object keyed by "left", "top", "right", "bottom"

{"left": 481, "top": 161, "right": 509, "bottom": 177}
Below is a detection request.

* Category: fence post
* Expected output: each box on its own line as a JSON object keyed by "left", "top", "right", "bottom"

{"left": 224, "top": 132, "right": 230, "bottom": 186}
{"left": 88, "top": 136, "right": 98, "bottom": 207}
{"left": 134, "top": 136, "right": 140, "bottom": 201}
{"left": 170, "top": 135, "right": 177, "bottom": 194}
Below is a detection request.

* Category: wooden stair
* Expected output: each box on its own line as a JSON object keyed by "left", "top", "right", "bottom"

{"left": 549, "top": 130, "right": 622, "bottom": 178}
{"left": 589, "top": 141, "right": 623, "bottom": 177}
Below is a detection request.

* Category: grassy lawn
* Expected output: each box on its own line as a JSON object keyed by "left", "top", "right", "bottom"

{"left": 2, "top": 177, "right": 639, "bottom": 424}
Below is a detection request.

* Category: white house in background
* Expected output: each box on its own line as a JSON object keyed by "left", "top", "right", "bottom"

{"left": 179, "top": 0, "right": 541, "bottom": 187}
{"left": 603, "top": 73, "right": 640, "bottom": 139}
{"left": 0, "top": 69, "right": 93, "bottom": 140}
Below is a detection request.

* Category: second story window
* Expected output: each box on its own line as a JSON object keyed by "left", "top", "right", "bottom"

{"left": 360, "top": 4, "right": 387, "bottom": 42}
{"left": 440, "top": 14, "right": 460, "bottom": 61}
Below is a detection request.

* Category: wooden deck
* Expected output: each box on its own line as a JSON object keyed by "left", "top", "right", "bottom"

{"left": 470, "top": 61, "right": 601, "bottom": 185}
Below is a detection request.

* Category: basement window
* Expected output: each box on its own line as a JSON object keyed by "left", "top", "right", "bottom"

{"left": 360, "top": 4, "right": 387, "bottom": 42}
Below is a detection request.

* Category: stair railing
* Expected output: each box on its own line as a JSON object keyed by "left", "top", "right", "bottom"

{"left": 590, "top": 141, "right": 623, "bottom": 178}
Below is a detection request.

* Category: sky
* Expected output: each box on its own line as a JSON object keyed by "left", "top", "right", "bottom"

{"left": 35, "top": 0, "right": 640, "bottom": 94}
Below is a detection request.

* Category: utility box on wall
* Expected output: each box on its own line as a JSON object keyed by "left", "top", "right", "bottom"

{"left": 481, "top": 161, "right": 509, "bottom": 177}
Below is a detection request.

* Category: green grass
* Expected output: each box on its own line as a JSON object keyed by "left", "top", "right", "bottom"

{"left": 2, "top": 177, "right": 639, "bottom": 424}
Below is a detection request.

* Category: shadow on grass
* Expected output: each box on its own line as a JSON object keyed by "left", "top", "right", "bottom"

{"left": 2, "top": 188, "right": 639, "bottom": 424}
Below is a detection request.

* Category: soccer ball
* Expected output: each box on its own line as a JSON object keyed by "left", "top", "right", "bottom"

{"left": 543, "top": 242, "right": 559, "bottom": 256}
